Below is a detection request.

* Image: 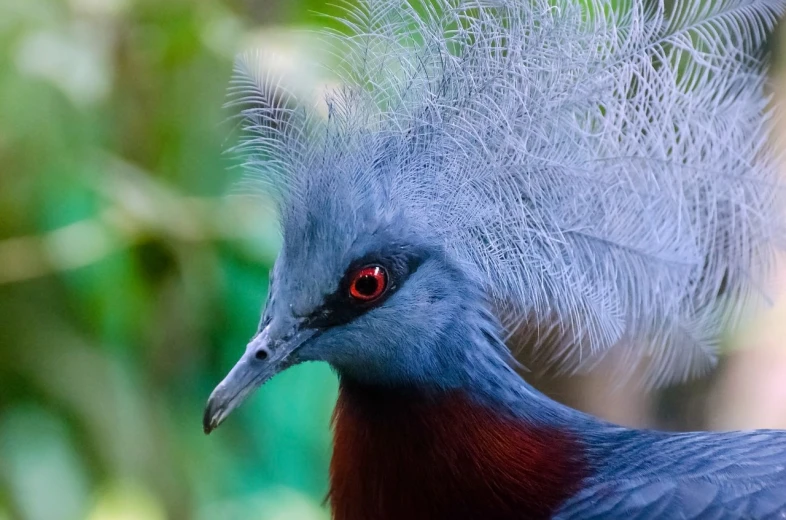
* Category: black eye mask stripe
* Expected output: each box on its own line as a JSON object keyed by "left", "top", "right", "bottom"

{"left": 303, "top": 249, "right": 425, "bottom": 330}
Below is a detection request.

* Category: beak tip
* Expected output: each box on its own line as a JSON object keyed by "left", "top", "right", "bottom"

{"left": 202, "top": 401, "right": 221, "bottom": 435}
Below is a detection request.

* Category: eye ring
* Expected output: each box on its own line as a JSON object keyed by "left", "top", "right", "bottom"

{"left": 348, "top": 265, "right": 388, "bottom": 302}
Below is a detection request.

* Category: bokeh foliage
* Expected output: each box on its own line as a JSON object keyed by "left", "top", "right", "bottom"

{"left": 0, "top": 0, "right": 345, "bottom": 518}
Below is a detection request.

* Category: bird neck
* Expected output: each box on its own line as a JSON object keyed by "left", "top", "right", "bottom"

{"left": 328, "top": 378, "right": 589, "bottom": 520}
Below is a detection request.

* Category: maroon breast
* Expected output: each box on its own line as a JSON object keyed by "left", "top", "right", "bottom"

{"left": 328, "top": 381, "right": 589, "bottom": 520}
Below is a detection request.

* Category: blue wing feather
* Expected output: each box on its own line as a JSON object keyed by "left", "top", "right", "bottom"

{"left": 558, "top": 429, "right": 786, "bottom": 518}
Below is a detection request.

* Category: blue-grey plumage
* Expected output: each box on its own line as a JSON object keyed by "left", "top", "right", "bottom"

{"left": 558, "top": 428, "right": 786, "bottom": 518}
{"left": 203, "top": 0, "right": 786, "bottom": 518}
{"left": 228, "top": 0, "right": 786, "bottom": 387}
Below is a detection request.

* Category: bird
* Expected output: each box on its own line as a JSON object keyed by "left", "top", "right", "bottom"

{"left": 203, "top": 0, "right": 786, "bottom": 518}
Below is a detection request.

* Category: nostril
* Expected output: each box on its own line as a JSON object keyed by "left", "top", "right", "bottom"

{"left": 255, "top": 349, "right": 269, "bottom": 361}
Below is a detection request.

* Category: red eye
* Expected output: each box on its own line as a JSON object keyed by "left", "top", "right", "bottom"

{"left": 348, "top": 265, "right": 388, "bottom": 302}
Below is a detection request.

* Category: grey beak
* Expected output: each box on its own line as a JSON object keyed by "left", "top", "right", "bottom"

{"left": 203, "top": 326, "right": 313, "bottom": 434}
{"left": 203, "top": 353, "right": 263, "bottom": 434}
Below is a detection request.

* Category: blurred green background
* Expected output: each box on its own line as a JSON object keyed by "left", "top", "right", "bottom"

{"left": 0, "top": 0, "right": 349, "bottom": 518}
{"left": 1, "top": 1, "right": 786, "bottom": 519}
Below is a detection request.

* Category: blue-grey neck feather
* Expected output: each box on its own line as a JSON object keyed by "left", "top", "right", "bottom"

{"left": 230, "top": 0, "right": 786, "bottom": 387}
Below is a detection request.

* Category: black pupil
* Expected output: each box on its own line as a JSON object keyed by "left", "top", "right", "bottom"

{"left": 355, "top": 274, "right": 379, "bottom": 296}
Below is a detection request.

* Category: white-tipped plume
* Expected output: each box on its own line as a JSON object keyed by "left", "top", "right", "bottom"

{"left": 230, "top": 0, "right": 786, "bottom": 386}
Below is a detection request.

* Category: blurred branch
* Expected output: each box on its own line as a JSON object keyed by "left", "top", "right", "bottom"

{"left": 0, "top": 155, "right": 278, "bottom": 285}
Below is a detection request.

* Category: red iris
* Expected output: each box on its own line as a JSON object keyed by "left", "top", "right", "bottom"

{"left": 348, "top": 266, "right": 388, "bottom": 302}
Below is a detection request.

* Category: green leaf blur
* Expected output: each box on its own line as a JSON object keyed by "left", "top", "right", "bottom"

{"left": 0, "top": 0, "right": 340, "bottom": 518}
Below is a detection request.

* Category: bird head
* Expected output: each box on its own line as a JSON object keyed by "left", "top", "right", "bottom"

{"left": 204, "top": 0, "right": 784, "bottom": 430}
{"left": 203, "top": 159, "right": 504, "bottom": 433}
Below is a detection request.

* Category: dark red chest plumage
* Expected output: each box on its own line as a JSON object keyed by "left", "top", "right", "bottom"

{"left": 328, "top": 382, "right": 588, "bottom": 520}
